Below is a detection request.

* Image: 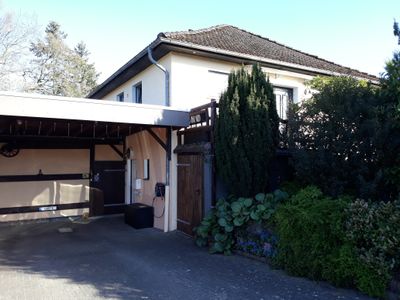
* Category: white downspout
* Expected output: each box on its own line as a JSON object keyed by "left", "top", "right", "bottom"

{"left": 147, "top": 47, "right": 171, "bottom": 232}
{"left": 147, "top": 47, "right": 170, "bottom": 106}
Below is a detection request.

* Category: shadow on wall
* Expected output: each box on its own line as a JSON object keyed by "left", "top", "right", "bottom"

{"left": 32, "top": 182, "right": 89, "bottom": 206}
{"left": 0, "top": 180, "right": 89, "bottom": 222}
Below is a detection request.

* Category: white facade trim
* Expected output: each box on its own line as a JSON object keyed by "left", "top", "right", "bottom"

{"left": 0, "top": 92, "right": 189, "bottom": 127}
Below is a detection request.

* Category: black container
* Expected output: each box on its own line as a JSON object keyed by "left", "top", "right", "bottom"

{"left": 124, "top": 203, "right": 154, "bottom": 229}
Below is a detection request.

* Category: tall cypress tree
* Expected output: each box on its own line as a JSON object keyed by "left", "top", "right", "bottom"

{"left": 215, "top": 64, "right": 278, "bottom": 197}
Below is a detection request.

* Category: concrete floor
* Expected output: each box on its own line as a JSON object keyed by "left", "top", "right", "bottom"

{"left": 0, "top": 216, "right": 373, "bottom": 300}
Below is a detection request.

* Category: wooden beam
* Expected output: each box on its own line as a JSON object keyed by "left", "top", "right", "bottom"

{"left": 0, "top": 202, "right": 89, "bottom": 214}
{"left": 0, "top": 135, "right": 123, "bottom": 143}
{"left": 0, "top": 173, "right": 89, "bottom": 183}
{"left": 145, "top": 128, "right": 167, "bottom": 151}
{"left": 109, "top": 144, "right": 124, "bottom": 159}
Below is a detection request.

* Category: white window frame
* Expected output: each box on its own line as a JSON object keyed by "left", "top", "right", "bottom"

{"left": 132, "top": 82, "right": 142, "bottom": 104}
{"left": 116, "top": 92, "right": 124, "bottom": 102}
{"left": 273, "top": 86, "right": 293, "bottom": 121}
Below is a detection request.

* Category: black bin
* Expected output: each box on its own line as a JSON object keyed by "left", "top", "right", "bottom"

{"left": 125, "top": 203, "right": 154, "bottom": 229}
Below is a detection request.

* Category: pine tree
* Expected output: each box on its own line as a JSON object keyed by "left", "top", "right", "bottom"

{"left": 25, "top": 21, "right": 98, "bottom": 97}
{"left": 394, "top": 19, "right": 400, "bottom": 45}
{"left": 70, "top": 42, "right": 98, "bottom": 97}
{"left": 215, "top": 64, "right": 278, "bottom": 197}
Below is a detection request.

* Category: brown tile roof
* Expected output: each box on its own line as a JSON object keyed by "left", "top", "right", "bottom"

{"left": 161, "top": 25, "right": 377, "bottom": 81}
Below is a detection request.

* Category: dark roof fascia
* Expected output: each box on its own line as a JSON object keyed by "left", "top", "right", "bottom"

{"left": 88, "top": 38, "right": 164, "bottom": 99}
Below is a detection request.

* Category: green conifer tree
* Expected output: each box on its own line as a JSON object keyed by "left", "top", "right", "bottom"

{"left": 215, "top": 64, "right": 278, "bottom": 197}
{"left": 26, "top": 21, "right": 98, "bottom": 97}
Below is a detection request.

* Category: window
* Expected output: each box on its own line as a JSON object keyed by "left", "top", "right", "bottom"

{"left": 132, "top": 82, "right": 142, "bottom": 103}
{"left": 273, "top": 87, "right": 293, "bottom": 121}
{"left": 143, "top": 159, "right": 149, "bottom": 180}
{"left": 116, "top": 92, "right": 124, "bottom": 102}
{"left": 207, "top": 70, "right": 229, "bottom": 101}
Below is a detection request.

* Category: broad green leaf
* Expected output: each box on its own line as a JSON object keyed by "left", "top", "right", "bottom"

{"left": 231, "top": 201, "right": 242, "bottom": 213}
{"left": 244, "top": 198, "right": 253, "bottom": 207}
{"left": 215, "top": 233, "right": 227, "bottom": 242}
{"left": 255, "top": 193, "right": 266, "bottom": 202}
{"left": 225, "top": 225, "right": 234, "bottom": 232}
{"left": 250, "top": 211, "right": 259, "bottom": 220}
{"left": 218, "top": 218, "right": 227, "bottom": 227}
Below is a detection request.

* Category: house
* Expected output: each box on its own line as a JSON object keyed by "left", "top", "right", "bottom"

{"left": 89, "top": 24, "right": 376, "bottom": 109}
{"left": 0, "top": 25, "right": 377, "bottom": 235}
{"left": 88, "top": 24, "right": 377, "bottom": 234}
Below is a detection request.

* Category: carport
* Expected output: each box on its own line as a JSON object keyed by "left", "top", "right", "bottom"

{"left": 0, "top": 92, "right": 189, "bottom": 231}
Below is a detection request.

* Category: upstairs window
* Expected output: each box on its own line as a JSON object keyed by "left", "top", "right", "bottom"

{"left": 116, "top": 92, "right": 124, "bottom": 102}
{"left": 273, "top": 87, "right": 293, "bottom": 121}
{"left": 132, "top": 82, "right": 142, "bottom": 104}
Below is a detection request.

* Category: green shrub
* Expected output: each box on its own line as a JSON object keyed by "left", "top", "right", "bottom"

{"left": 194, "top": 190, "right": 288, "bottom": 255}
{"left": 323, "top": 243, "right": 359, "bottom": 287}
{"left": 355, "top": 263, "right": 390, "bottom": 299}
{"left": 379, "top": 51, "right": 400, "bottom": 199}
{"left": 346, "top": 199, "right": 400, "bottom": 290}
{"left": 274, "top": 186, "right": 351, "bottom": 279}
{"left": 322, "top": 243, "right": 388, "bottom": 298}
{"left": 274, "top": 186, "right": 394, "bottom": 298}
{"left": 288, "top": 76, "right": 385, "bottom": 199}
{"left": 279, "top": 181, "right": 303, "bottom": 197}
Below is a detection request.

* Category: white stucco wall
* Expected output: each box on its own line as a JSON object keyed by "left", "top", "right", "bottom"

{"left": 102, "top": 54, "right": 172, "bottom": 106}
{"left": 101, "top": 51, "right": 313, "bottom": 109}
{"left": 262, "top": 67, "right": 314, "bottom": 103}
{"left": 168, "top": 53, "right": 313, "bottom": 110}
{"left": 169, "top": 53, "right": 238, "bottom": 109}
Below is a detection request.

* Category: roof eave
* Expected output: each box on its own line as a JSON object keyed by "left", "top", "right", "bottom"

{"left": 89, "top": 35, "right": 379, "bottom": 99}
{"left": 159, "top": 38, "right": 379, "bottom": 84}
{"left": 87, "top": 38, "right": 163, "bottom": 99}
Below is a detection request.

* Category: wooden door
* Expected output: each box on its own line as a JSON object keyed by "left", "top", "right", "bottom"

{"left": 177, "top": 154, "right": 203, "bottom": 236}
{"left": 92, "top": 161, "right": 125, "bottom": 215}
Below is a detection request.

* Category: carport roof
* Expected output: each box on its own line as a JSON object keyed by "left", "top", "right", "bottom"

{"left": 0, "top": 92, "right": 189, "bottom": 128}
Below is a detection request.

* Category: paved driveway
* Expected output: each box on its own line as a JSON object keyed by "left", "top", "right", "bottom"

{"left": 0, "top": 216, "right": 372, "bottom": 300}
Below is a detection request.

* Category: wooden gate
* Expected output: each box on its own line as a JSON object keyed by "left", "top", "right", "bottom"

{"left": 177, "top": 154, "right": 203, "bottom": 235}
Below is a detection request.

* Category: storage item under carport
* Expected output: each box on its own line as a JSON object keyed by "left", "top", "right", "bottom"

{"left": 89, "top": 188, "right": 104, "bottom": 216}
{"left": 124, "top": 203, "right": 154, "bottom": 229}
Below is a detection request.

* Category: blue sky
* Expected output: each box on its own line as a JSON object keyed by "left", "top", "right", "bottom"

{"left": 4, "top": 0, "right": 400, "bottom": 82}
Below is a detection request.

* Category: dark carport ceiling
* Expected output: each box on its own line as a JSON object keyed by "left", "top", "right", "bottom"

{"left": 0, "top": 116, "right": 157, "bottom": 146}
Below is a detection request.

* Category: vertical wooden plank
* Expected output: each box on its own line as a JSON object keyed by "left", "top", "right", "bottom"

{"left": 192, "top": 155, "right": 203, "bottom": 233}
{"left": 177, "top": 154, "right": 204, "bottom": 236}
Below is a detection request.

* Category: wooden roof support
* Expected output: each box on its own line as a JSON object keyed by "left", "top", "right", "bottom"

{"left": 145, "top": 127, "right": 167, "bottom": 152}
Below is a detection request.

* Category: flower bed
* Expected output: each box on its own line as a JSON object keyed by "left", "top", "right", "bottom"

{"left": 235, "top": 224, "right": 278, "bottom": 262}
